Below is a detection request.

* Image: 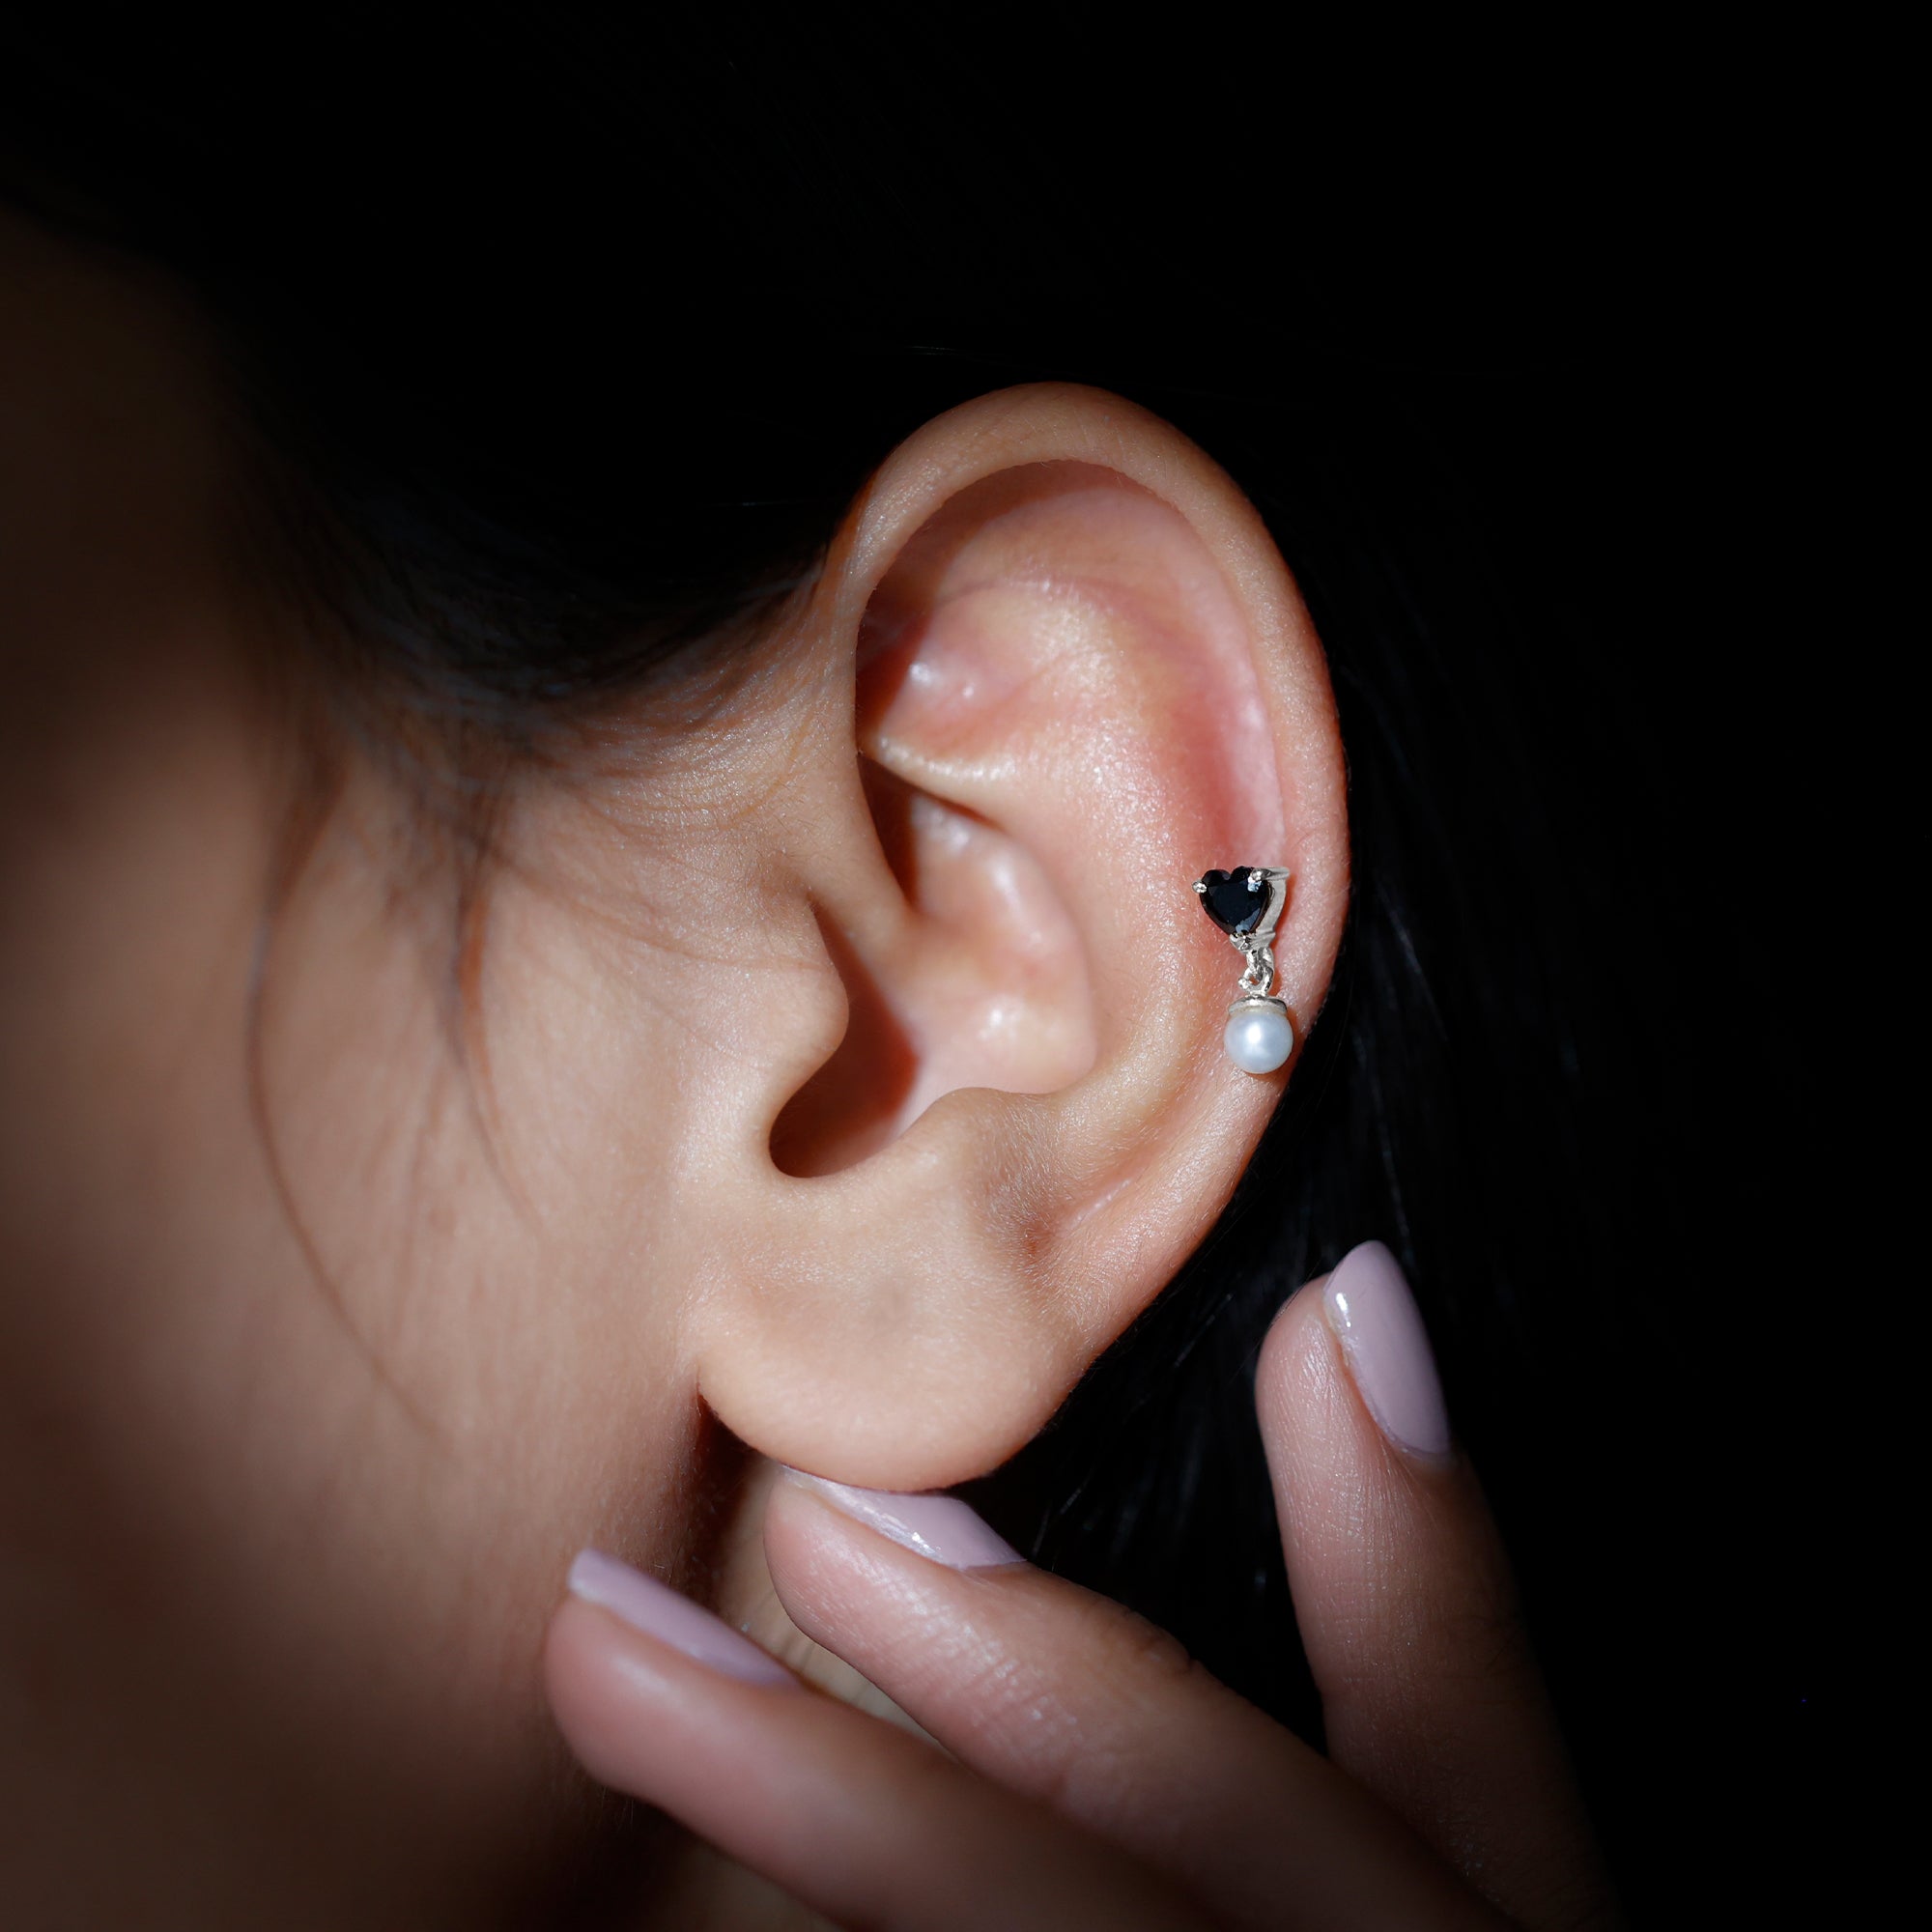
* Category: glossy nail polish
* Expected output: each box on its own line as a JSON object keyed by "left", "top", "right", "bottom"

{"left": 782, "top": 1471, "right": 1025, "bottom": 1570}
{"left": 567, "top": 1548, "right": 794, "bottom": 1686}
{"left": 1321, "top": 1241, "right": 1454, "bottom": 1460}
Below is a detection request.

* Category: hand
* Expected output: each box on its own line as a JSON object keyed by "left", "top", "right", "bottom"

{"left": 544, "top": 1243, "right": 1620, "bottom": 1929}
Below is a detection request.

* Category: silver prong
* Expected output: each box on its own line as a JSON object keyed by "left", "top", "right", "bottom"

{"left": 1193, "top": 879, "right": 1208, "bottom": 895}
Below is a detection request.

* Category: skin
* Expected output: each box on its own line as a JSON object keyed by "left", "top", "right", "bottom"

{"left": 0, "top": 205, "right": 1613, "bottom": 1927}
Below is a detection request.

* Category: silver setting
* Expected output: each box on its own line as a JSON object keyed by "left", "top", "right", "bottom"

{"left": 1226, "top": 990, "right": 1290, "bottom": 1021}
{"left": 1223, "top": 867, "right": 1290, "bottom": 1002}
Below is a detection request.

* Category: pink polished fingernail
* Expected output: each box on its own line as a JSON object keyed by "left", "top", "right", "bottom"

{"left": 783, "top": 1471, "right": 1026, "bottom": 1571}
{"left": 566, "top": 1548, "right": 794, "bottom": 1687}
{"left": 1321, "top": 1241, "right": 1454, "bottom": 1461}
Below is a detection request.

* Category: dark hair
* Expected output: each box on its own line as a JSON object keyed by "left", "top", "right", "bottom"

{"left": 4, "top": 18, "right": 1808, "bottom": 1920}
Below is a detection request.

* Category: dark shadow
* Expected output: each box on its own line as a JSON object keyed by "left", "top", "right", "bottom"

{"left": 768, "top": 892, "right": 920, "bottom": 1179}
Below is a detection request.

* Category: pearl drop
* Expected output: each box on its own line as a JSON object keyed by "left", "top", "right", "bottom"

{"left": 1224, "top": 1006, "right": 1293, "bottom": 1073}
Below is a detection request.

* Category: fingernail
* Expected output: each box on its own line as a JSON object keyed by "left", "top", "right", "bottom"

{"left": 782, "top": 1471, "right": 1025, "bottom": 1571}
{"left": 1321, "top": 1241, "right": 1454, "bottom": 1461}
{"left": 566, "top": 1548, "right": 794, "bottom": 1687}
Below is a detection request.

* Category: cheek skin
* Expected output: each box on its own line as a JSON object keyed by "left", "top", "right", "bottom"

{"left": 0, "top": 199, "right": 723, "bottom": 1910}
{"left": 0, "top": 645, "right": 715, "bottom": 1911}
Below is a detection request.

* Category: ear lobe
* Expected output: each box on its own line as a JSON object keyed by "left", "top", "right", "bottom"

{"left": 693, "top": 388, "right": 1348, "bottom": 1489}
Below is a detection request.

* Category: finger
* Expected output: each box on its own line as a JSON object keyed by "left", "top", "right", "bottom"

{"left": 1258, "top": 1241, "right": 1620, "bottom": 1931}
{"left": 763, "top": 1476, "right": 1507, "bottom": 1932}
{"left": 543, "top": 1548, "right": 1210, "bottom": 1932}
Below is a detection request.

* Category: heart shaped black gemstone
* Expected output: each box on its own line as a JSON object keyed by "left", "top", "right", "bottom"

{"left": 1197, "top": 868, "right": 1270, "bottom": 935}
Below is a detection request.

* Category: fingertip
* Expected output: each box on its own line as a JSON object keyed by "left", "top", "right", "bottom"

{"left": 1254, "top": 1269, "right": 1336, "bottom": 1422}
{"left": 541, "top": 1593, "right": 649, "bottom": 1791}
{"left": 542, "top": 1578, "right": 804, "bottom": 1818}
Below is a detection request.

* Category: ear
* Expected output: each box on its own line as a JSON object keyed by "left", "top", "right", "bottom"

{"left": 683, "top": 384, "right": 1348, "bottom": 1489}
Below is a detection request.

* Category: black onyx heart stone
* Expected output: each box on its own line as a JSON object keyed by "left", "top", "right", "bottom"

{"left": 1197, "top": 868, "right": 1270, "bottom": 935}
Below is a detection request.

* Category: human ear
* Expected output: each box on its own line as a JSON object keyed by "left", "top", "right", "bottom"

{"left": 676, "top": 384, "right": 1349, "bottom": 1489}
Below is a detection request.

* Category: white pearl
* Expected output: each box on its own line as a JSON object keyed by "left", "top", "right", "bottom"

{"left": 1224, "top": 1006, "right": 1293, "bottom": 1073}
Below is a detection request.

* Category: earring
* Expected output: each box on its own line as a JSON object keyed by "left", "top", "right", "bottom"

{"left": 1194, "top": 867, "right": 1295, "bottom": 1073}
